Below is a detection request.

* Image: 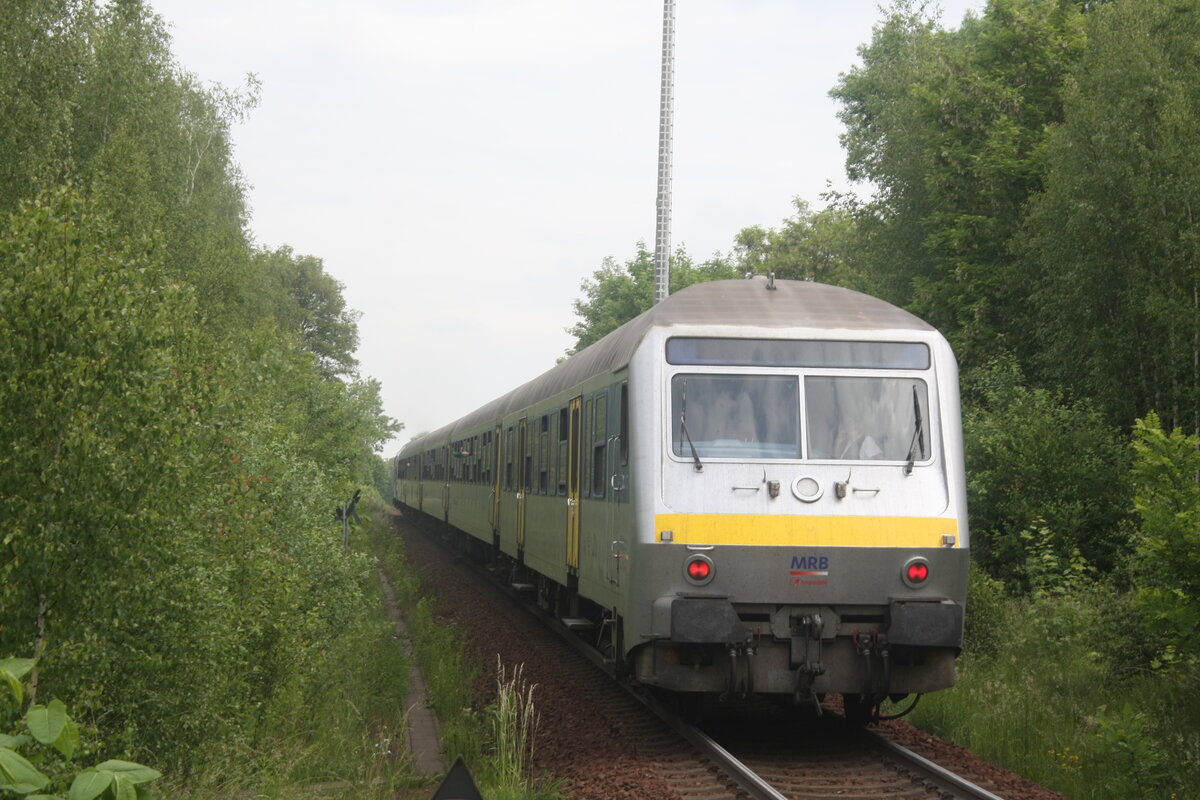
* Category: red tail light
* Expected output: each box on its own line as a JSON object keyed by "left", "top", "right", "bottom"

{"left": 903, "top": 558, "right": 930, "bottom": 588}
{"left": 684, "top": 554, "right": 715, "bottom": 585}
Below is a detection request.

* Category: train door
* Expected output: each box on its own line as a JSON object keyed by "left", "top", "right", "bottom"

{"left": 516, "top": 417, "right": 527, "bottom": 550}
{"left": 566, "top": 396, "right": 582, "bottom": 571}
{"left": 490, "top": 425, "right": 502, "bottom": 532}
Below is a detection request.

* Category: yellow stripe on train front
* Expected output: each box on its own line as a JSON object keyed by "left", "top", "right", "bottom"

{"left": 655, "top": 514, "right": 959, "bottom": 547}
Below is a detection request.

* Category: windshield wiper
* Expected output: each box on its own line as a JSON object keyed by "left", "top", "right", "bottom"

{"left": 680, "top": 380, "right": 703, "bottom": 472}
{"left": 904, "top": 384, "right": 925, "bottom": 476}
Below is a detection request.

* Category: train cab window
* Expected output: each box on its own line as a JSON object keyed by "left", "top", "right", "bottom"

{"left": 805, "top": 376, "right": 929, "bottom": 462}
{"left": 671, "top": 374, "right": 800, "bottom": 459}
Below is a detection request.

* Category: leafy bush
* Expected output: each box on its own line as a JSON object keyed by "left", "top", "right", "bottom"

{"left": 912, "top": 585, "right": 1197, "bottom": 799}
{"left": 962, "top": 355, "right": 1132, "bottom": 587}
{"left": 962, "top": 560, "right": 1007, "bottom": 657}
{"left": 1129, "top": 412, "right": 1200, "bottom": 665}
{"left": 0, "top": 185, "right": 390, "bottom": 770}
{"left": 0, "top": 658, "right": 161, "bottom": 799}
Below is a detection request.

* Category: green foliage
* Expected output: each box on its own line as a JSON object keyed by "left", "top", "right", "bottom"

{"left": 251, "top": 246, "right": 361, "bottom": 378}
{"left": 962, "top": 560, "right": 1006, "bottom": 657}
{"left": 0, "top": 0, "right": 402, "bottom": 788}
{"left": 1085, "top": 703, "right": 1172, "bottom": 799}
{"left": 911, "top": 587, "right": 1198, "bottom": 799}
{"left": 368, "top": 522, "right": 562, "bottom": 799}
{"left": 732, "top": 199, "right": 869, "bottom": 290}
{"left": 0, "top": 658, "right": 160, "bottom": 800}
{"left": 831, "top": 0, "right": 1087, "bottom": 365}
{"left": 568, "top": 243, "right": 740, "bottom": 354}
{"left": 1129, "top": 412, "right": 1200, "bottom": 664}
{"left": 156, "top": 503, "right": 416, "bottom": 799}
{"left": 962, "top": 356, "right": 1132, "bottom": 585}
{"left": 0, "top": 0, "right": 87, "bottom": 213}
{"left": 1019, "top": 0, "right": 1200, "bottom": 428}
{"left": 488, "top": 659, "right": 539, "bottom": 797}
{"left": 0, "top": 50, "right": 393, "bottom": 784}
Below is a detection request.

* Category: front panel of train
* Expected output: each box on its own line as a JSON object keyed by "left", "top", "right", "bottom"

{"left": 627, "top": 331, "right": 968, "bottom": 706}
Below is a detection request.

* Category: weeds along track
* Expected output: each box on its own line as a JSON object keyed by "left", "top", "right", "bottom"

{"left": 393, "top": 513, "right": 1063, "bottom": 800}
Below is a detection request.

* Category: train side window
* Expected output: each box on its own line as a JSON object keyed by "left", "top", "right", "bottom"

{"left": 530, "top": 424, "right": 540, "bottom": 494}
{"left": 521, "top": 421, "right": 532, "bottom": 492}
{"left": 539, "top": 414, "right": 549, "bottom": 494}
{"left": 583, "top": 399, "right": 593, "bottom": 494}
{"left": 505, "top": 426, "right": 514, "bottom": 491}
{"left": 487, "top": 431, "right": 494, "bottom": 485}
{"left": 619, "top": 382, "right": 629, "bottom": 466}
{"left": 557, "top": 406, "right": 568, "bottom": 495}
{"left": 591, "top": 445, "right": 606, "bottom": 497}
{"left": 591, "top": 392, "right": 607, "bottom": 498}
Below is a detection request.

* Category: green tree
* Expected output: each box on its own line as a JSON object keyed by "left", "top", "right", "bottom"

{"left": 0, "top": 0, "right": 87, "bottom": 214}
{"left": 733, "top": 198, "right": 867, "bottom": 289}
{"left": 253, "top": 245, "right": 362, "bottom": 378}
{"left": 832, "top": 0, "right": 1086, "bottom": 368}
{"left": 568, "top": 243, "right": 740, "bottom": 353}
{"left": 1129, "top": 413, "right": 1200, "bottom": 662}
{"left": 0, "top": 0, "right": 399, "bottom": 766}
{"left": 962, "top": 356, "right": 1132, "bottom": 586}
{"left": 0, "top": 185, "right": 239, "bottom": 760}
{"left": 1019, "top": 0, "right": 1200, "bottom": 431}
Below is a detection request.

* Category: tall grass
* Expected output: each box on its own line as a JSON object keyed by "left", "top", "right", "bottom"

{"left": 369, "top": 514, "right": 561, "bottom": 800}
{"left": 489, "top": 657, "right": 541, "bottom": 798}
{"left": 907, "top": 566, "right": 1198, "bottom": 799}
{"left": 159, "top": 494, "right": 422, "bottom": 798}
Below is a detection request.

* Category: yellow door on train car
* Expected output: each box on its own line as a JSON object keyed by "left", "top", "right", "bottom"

{"left": 516, "top": 417, "right": 527, "bottom": 549}
{"left": 566, "top": 396, "right": 582, "bottom": 570}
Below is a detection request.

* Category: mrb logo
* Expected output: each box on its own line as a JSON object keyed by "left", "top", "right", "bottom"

{"left": 789, "top": 555, "right": 829, "bottom": 586}
{"left": 790, "top": 555, "right": 829, "bottom": 573}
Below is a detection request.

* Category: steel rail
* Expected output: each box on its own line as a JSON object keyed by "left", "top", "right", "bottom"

{"left": 638, "top": 692, "right": 789, "bottom": 800}
{"left": 865, "top": 729, "right": 1008, "bottom": 800}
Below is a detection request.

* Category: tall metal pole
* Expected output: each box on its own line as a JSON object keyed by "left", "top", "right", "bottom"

{"left": 653, "top": 0, "right": 675, "bottom": 306}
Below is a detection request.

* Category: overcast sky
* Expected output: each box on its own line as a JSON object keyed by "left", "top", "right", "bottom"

{"left": 150, "top": 0, "right": 984, "bottom": 453}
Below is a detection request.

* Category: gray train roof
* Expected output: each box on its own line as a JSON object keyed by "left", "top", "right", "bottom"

{"left": 399, "top": 278, "right": 933, "bottom": 455}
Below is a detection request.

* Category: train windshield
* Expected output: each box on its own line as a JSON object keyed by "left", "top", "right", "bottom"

{"left": 671, "top": 374, "right": 800, "bottom": 459}
{"left": 669, "top": 373, "right": 930, "bottom": 462}
{"left": 805, "top": 376, "right": 929, "bottom": 462}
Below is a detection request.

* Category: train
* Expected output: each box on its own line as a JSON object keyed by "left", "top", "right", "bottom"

{"left": 393, "top": 276, "right": 968, "bottom": 721}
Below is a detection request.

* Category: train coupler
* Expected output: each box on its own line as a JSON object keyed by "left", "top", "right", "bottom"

{"left": 789, "top": 612, "right": 825, "bottom": 679}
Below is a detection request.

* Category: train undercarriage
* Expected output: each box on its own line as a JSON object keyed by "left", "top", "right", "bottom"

{"left": 420, "top": 516, "right": 960, "bottom": 724}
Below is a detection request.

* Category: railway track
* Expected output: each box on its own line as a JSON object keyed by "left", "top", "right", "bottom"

{"left": 559, "top": 609, "right": 1008, "bottom": 800}
{"left": 398, "top": 516, "right": 1028, "bottom": 800}
{"left": 670, "top": 704, "right": 1008, "bottom": 800}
